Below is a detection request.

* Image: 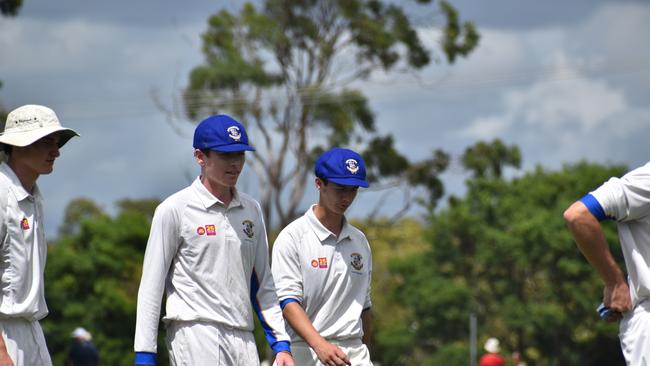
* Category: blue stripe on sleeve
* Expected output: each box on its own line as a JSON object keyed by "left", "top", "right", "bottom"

{"left": 580, "top": 194, "right": 608, "bottom": 221}
{"left": 135, "top": 352, "right": 156, "bottom": 365}
{"left": 280, "top": 298, "right": 300, "bottom": 310}
{"left": 250, "top": 269, "right": 287, "bottom": 354}
{"left": 273, "top": 340, "right": 292, "bottom": 354}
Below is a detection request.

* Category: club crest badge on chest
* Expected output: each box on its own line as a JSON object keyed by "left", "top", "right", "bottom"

{"left": 242, "top": 220, "right": 254, "bottom": 238}
{"left": 350, "top": 252, "right": 363, "bottom": 271}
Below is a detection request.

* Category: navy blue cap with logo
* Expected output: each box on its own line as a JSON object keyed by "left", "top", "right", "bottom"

{"left": 193, "top": 114, "right": 255, "bottom": 152}
{"left": 315, "top": 147, "right": 369, "bottom": 188}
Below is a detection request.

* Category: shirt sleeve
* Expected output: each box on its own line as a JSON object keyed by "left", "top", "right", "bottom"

{"left": 250, "top": 201, "right": 291, "bottom": 354}
{"left": 590, "top": 163, "right": 650, "bottom": 222}
{"left": 134, "top": 201, "right": 182, "bottom": 354}
{"left": 271, "top": 227, "right": 304, "bottom": 304}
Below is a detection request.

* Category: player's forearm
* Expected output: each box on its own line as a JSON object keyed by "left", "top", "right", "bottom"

{"left": 283, "top": 302, "right": 326, "bottom": 348}
{"left": 0, "top": 335, "right": 13, "bottom": 366}
{"left": 564, "top": 201, "right": 626, "bottom": 286}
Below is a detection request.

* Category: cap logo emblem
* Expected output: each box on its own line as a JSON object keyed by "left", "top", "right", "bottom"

{"left": 345, "top": 159, "right": 359, "bottom": 174}
{"left": 227, "top": 126, "right": 242, "bottom": 141}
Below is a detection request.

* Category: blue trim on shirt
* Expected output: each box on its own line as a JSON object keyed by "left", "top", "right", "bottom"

{"left": 135, "top": 352, "right": 156, "bottom": 365}
{"left": 250, "top": 269, "right": 288, "bottom": 354}
{"left": 580, "top": 194, "right": 608, "bottom": 221}
{"left": 280, "top": 298, "right": 300, "bottom": 310}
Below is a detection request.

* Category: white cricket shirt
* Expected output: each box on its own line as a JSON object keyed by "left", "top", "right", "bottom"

{"left": 272, "top": 205, "right": 372, "bottom": 343}
{"left": 590, "top": 162, "right": 650, "bottom": 306}
{"left": 0, "top": 163, "right": 48, "bottom": 321}
{"left": 134, "top": 178, "right": 289, "bottom": 354}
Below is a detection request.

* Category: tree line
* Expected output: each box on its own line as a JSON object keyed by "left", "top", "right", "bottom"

{"left": 42, "top": 140, "right": 626, "bottom": 365}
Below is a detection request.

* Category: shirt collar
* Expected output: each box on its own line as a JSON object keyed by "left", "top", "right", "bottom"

{"left": 305, "top": 204, "right": 352, "bottom": 243}
{"left": 191, "top": 177, "right": 243, "bottom": 210}
{"left": 0, "top": 162, "right": 41, "bottom": 202}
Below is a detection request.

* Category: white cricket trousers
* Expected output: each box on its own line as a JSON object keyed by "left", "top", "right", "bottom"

{"left": 620, "top": 300, "right": 650, "bottom": 366}
{"left": 166, "top": 320, "right": 260, "bottom": 366}
{"left": 292, "top": 338, "right": 373, "bottom": 366}
{"left": 0, "top": 318, "right": 52, "bottom": 366}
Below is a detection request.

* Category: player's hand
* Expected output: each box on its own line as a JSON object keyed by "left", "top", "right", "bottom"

{"left": 603, "top": 281, "right": 631, "bottom": 321}
{"left": 0, "top": 350, "right": 15, "bottom": 366}
{"left": 313, "top": 339, "right": 351, "bottom": 366}
{"left": 274, "top": 351, "right": 295, "bottom": 366}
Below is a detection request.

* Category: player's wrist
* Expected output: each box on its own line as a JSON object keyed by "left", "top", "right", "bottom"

{"left": 272, "top": 340, "right": 292, "bottom": 355}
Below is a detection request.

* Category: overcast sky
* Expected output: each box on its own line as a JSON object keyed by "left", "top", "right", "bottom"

{"left": 1, "top": 0, "right": 649, "bottom": 237}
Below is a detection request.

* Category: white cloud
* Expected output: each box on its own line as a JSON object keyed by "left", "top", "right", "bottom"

{"left": 453, "top": 2, "right": 650, "bottom": 169}
{"left": 459, "top": 49, "right": 634, "bottom": 139}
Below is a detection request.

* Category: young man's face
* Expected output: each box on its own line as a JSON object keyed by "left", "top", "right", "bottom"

{"left": 196, "top": 149, "right": 246, "bottom": 188}
{"left": 10, "top": 133, "right": 62, "bottom": 175}
{"left": 317, "top": 178, "right": 359, "bottom": 215}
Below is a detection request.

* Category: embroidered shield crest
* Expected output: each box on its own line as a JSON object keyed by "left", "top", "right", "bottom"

{"left": 350, "top": 252, "right": 363, "bottom": 271}
{"left": 242, "top": 220, "right": 254, "bottom": 238}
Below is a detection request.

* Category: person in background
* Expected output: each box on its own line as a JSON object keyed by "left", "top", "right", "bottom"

{"left": 0, "top": 105, "right": 79, "bottom": 366}
{"left": 479, "top": 337, "right": 505, "bottom": 366}
{"left": 68, "top": 327, "right": 99, "bottom": 366}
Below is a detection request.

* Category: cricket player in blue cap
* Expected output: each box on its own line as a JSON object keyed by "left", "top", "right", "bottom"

{"left": 134, "top": 115, "right": 294, "bottom": 366}
{"left": 272, "top": 147, "right": 374, "bottom": 366}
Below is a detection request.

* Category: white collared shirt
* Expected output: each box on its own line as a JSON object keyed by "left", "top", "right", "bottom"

{"left": 0, "top": 162, "right": 48, "bottom": 321}
{"left": 134, "top": 177, "right": 289, "bottom": 354}
{"left": 272, "top": 205, "right": 372, "bottom": 343}
{"left": 590, "top": 162, "right": 650, "bottom": 306}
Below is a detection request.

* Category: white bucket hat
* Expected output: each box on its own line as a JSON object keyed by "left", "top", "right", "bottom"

{"left": 484, "top": 337, "right": 501, "bottom": 353}
{"left": 0, "top": 104, "right": 79, "bottom": 147}
{"left": 71, "top": 327, "right": 92, "bottom": 341}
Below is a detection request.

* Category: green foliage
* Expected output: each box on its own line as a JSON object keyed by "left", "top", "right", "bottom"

{"left": 40, "top": 141, "right": 632, "bottom": 365}
{"left": 0, "top": 0, "right": 23, "bottom": 16}
{"left": 388, "top": 140, "right": 627, "bottom": 365}
{"left": 462, "top": 139, "right": 520, "bottom": 178}
{"left": 43, "top": 198, "right": 161, "bottom": 366}
{"left": 183, "top": 0, "right": 479, "bottom": 228}
{"left": 439, "top": 0, "right": 480, "bottom": 63}
{"left": 353, "top": 218, "right": 429, "bottom": 365}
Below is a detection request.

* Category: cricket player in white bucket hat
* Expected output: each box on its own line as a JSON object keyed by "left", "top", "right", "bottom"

{"left": 0, "top": 104, "right": 79, "bottom": 366}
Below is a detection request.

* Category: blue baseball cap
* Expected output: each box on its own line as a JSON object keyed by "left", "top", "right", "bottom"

{"left": 315, "top": 147, "right": 369, "bottom": 188}
{"left": 193, "top": 114, "right": 255, "bottom": 152}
